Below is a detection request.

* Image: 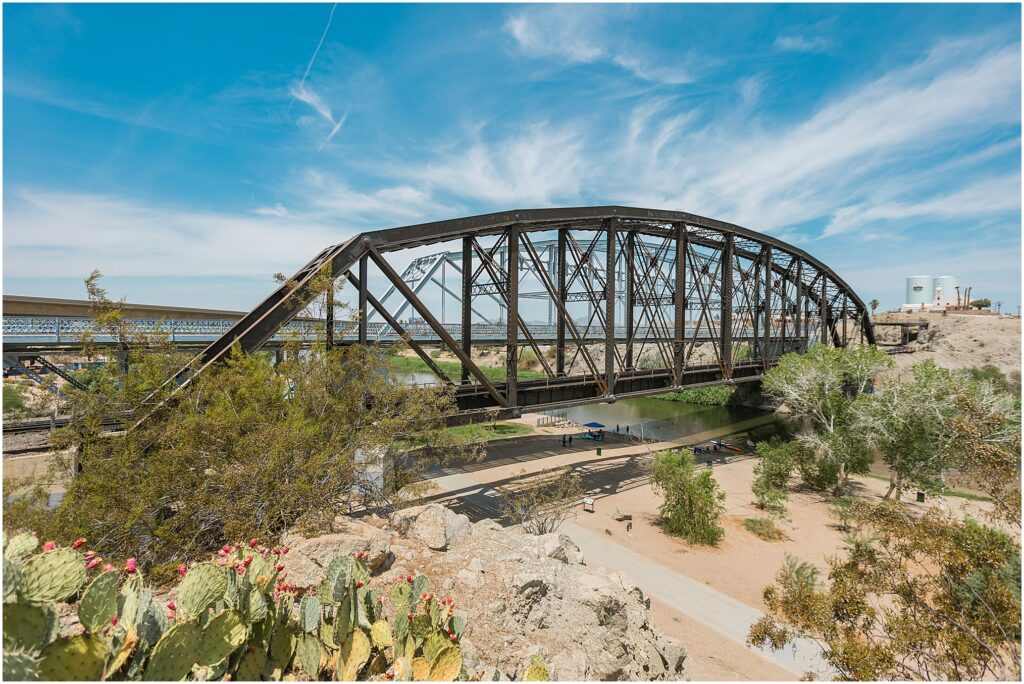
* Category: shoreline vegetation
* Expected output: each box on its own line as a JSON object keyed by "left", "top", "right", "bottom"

{"left": 653, "top": 385, "right": 736, "bottom": 406}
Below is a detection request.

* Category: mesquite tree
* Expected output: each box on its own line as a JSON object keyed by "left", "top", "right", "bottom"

{"left": 761, "top": 345, "right": 892, "bottom": 494}
{"left": 4, "top": 272, "right": 480, "bottom": 568}
{"left": 749, "top": 367, "right": 1022, "bottom": 681}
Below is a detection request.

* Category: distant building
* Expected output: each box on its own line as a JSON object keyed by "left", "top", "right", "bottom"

{"left": 901, "top": 275, "right": 960, "bottom": 312}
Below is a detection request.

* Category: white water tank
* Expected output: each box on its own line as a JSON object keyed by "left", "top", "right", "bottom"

{"left": 906, "top": 275, "right": 934, "bottom": 306}
{"left": 933, "top": 275, "right": 959, "bottom": 307}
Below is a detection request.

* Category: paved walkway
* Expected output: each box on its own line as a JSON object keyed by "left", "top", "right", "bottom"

{"left": 428, "top": 419, "right": 831, "bottom": 679}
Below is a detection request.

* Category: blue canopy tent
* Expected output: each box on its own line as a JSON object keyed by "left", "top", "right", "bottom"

{"left": 582, "top": 421, "right": 605, "bottom": 428}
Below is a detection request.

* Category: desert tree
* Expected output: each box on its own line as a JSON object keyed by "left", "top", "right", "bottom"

{"left": 650, "top": 449, "right": 726, "bottom": 545}
{"left": 761, "top": 345, "right": 892, "bottom": 494}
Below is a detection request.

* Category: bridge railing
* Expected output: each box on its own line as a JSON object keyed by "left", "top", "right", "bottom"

{"left": 3, "top": 315, "right": 790, "bottom": 344}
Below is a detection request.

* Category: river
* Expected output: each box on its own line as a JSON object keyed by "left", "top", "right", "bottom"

{"left": 390, "top": 370, "right": 783, "bottom": 443}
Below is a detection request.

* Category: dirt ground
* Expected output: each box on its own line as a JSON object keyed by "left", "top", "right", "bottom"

{"left": 874, "top": 312, "right": 1021, "bottom": 378}
{"left": 437, "top": 418, "right": 1004, "bottom": 680}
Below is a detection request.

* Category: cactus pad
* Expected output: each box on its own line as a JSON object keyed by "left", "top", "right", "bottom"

{"left": 143, "top": 620, "right": 202, "bottom": 681}
{"left": 422, "top": 632, "right": 448, "bottom": 662}
{"left": 4, "top": 533, "right": 38, "bottom": 560}
{"left": 412, "top": 574, "right": 429, "bottom": 600}
{"left": 3, "top": 556, "right": 21, "bottom": 602}
{"left": 427, "top": 646, "right": 462, "bottom": 682}
{"left": 265, "top": 624, "right": 296, "bottom": 679}
{"left": 199, "top": 610, "right": 246, "bottom": 665}
{"left": 338, "top": 629, "right": 371, "bottom": 681}
{"left": 299, "top": 594, "right": 320, "bottom": 633}
{"left": 175, "top": 562, "right": 228, "bottom": 617}
{"left": 411, "top": 614, "right": 432, "bottom": 640}
{"left": 393, "top": 656, "right": 412, "bottom": 682}
{"left": 450, "top": 614, "right": 466, "bottom": 638}
{"left": 297, "top": 633, "right": 320, "bottom": 677}
{"left": 234, "top": 646, "right": 267, "bottom": 682}
{"left": 389, "top": 581, "right": 413, "bottom": 609}
{"left": 3, "top": 649, "right": 40, "bottom": 681}
{"left": 370, "top": 619, "right": 393, "bottom": 648}
{"left": 246, "top": 587, "right": 268, "bottom": 624}
{"left": 104, "top": 627, "right": 139, "bottom": 679}
{"left": 412, "top": 657, "right": 431, "bottom": 681}
{"left": 3, "top": 602, "right": 54, "bottom": 652}
{"left": 78, "top": 570, "right": 120, "bottom": 633}
{"left": 19, "top": 548, "right": 87, "bottom": 603}
{"left": 394, "top": 610, "right": 410, "bottom": 640}
{"left": 522, "top": 657, "right": 550, "bottom": 681}
{"left": 38, "top": 634, "right": 109, "bottom": 681}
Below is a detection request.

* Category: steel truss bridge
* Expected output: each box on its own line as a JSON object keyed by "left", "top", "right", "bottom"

{"left": 148, "top": 206, "right": 874, "bottom": 421}
{"left": 4, "top": 207, "right": 873, "bottom": 421}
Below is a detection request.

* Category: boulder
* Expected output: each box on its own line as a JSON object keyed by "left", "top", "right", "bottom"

{"left": 389, "top": 504, "right": 472, "bottom": 551}
{"left": 613, "top": 509, "right": 632, "bottom": 521}
{"left": 282, "top": 526, "right": 393, "bottom": 589}
{"left": 534, "top": 533, "right": 584, "bottom": 565}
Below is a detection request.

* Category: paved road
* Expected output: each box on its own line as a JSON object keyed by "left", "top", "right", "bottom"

{"left": 428, "top": 420, "right": 831, "bottom": 679}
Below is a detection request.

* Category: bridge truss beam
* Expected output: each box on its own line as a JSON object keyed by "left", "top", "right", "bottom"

{"left": 147, "top": 207, "right": 874, "bottom": 421}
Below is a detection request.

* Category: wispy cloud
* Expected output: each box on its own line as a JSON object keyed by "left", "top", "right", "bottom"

{"left": 823, "top": 174, "right": 1021, "bottom": 237}
{"left": 504, "top": 6, "right": 693, "bottom": 84}
{"left": 775, "top": 34, "right": 831, "bottom": 53}
{"left": 399, "top": 123, "right": 588, "bottom": 206}
{"left": 4, "top": 189, "right": 344, "bottom": 278}
{"left": 290, "top": 82, "right": 347, "bottom": 150}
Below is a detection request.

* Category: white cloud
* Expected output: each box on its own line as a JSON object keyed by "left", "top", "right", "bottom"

{"left": 4, "top": 189, "right": 345, "bottom": 278}
{"left": 402, "top": 123, "right": 587, "bottom": 206}
{"left": 290, "top": 82, "right": 347, "bottom": 150}
{"left": 774, "top": 34, "right": 831, "bottom": 53}
{"left": 504, "top": 7, "right": 693, "bottom": 84}
{"left": 823, "top": 174, "right": 1021, "bottom": 237}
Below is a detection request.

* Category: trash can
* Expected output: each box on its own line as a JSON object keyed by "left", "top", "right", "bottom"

{"left": 596, "top": 447, "right": 602, "bottom": 456}
{"left": 916, "top": 491, "right": 925, "bottom": 503}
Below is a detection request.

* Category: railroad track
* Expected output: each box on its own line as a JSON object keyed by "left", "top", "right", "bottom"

{"left": 3, "top": 416, "right": 122, "bottom": 435}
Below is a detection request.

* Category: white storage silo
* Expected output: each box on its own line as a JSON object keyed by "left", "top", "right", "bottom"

{"left": 905, "top": 276, "right": 934, "bottom": 307}
{"left": 933, "top": 275, "right": 959, "bottom": 307}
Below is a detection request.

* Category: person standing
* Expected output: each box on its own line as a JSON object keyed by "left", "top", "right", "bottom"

{"left": 568, "top": 434, "right": 573, "bottom": 446}
{"left": 561, "top": 434, "right": 566, "bottom": 447}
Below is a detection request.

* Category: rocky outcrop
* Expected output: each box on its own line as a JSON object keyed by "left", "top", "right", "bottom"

{"left": 282, "top": 505, "right": 686, "bottom": 680}
{"left": 389, "top": 503, "right": 473, "bottom": 551}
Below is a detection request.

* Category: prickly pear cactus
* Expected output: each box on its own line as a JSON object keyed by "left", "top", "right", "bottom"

{"left": 38, "top": 634, "right": 109, "bottom": 681}
{"left": 3, "top": 649, "right": 40, "bottom": 681}
{"left": 143, "top": 621, "right": 203, "bottom": 681}
{"left": 338, "top": 628, "right": 371, "bottom": 681}
{"left": 4, "top": 533, "right": 39, "bottom": 560}
{"left": 19, "top": 549, "right": 87, "bottom": 603}
{"left": 78, "top": 570, "right": 119, "bottom": 633}
{"left": 522, "top": 657, "right": 550, "bottom": 681}
{"left": 299, "top": 594, "right": 320, "bottom": 633}
{"left": 199, "top": 610, "right": 246, "bottom": 665}
{"left": 428, "top": 646, "right": 463, "bottom": 681}
{"left": 4, "top": 555, "right": 22, "bottom": 602}
{"left": 175, "top": 563, "right": 228, "bottom": 618}
{"left": 297, "top": 633, "right": 321, "bottom": 677}
{"left": 3, "top": 602, "right": 55, "bottom": 652}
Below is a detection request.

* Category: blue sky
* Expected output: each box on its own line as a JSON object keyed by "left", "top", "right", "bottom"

{"left": 3, "top": 2, "right": 1021, "bottom": 314}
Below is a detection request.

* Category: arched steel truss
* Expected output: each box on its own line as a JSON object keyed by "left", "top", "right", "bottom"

{"left": 173, "top": 207, "right": 875, "bottom": 419}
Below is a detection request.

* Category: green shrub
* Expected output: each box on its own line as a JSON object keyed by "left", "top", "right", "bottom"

{"left": 654, "top": 385, "right": 735, "bottom": 406}
{"left": 0, "top": 535, "right": 478, "bottom": 681}
{"left": 650, "top": 449, "right": 726, "bottom": 545}
{"left": 743, "top": 517, "right": 785, "bottom": 541}
{"left": 7, "top": 343, "right": 479, "bottom": 569}
{"left": 3, "top": 382, "right": 27, "bottom": 417}
{"left": 752, "top": 438, "right": 797, "bottom": 516}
